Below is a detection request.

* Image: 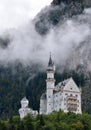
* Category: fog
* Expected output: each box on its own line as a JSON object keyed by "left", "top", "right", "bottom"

{"left": 0, "top": 8, "right": 91, "bottom": 71}
{"left": 0, "top": 0, "right": 52, "bottom": 31}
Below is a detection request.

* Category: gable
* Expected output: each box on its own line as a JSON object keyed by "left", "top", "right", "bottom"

{"left": 63, "top": 78, "right": 80, "bottom": 93}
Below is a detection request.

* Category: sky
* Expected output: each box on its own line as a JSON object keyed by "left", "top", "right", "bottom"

{"left": 0, "top": 0, "right": 52, "bottom": 31}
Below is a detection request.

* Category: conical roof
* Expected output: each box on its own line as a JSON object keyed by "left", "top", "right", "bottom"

{"left": 48, "top": 53, "right": 53, "bottom": 67}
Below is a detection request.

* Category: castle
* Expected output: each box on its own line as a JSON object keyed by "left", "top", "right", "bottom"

{"left": 19, "top": 55, "right": 82, "bottom": 119}
{"left": 19, "top": 97, "right": 38, "bottom": 119}
{"left": 39, "top": 55, "right": 82, "bottom": 114}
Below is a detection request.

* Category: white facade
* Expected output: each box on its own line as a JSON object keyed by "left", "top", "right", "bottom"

{"left": 39, "top": 56, "right": 82, "bottom": 115}
{"left": 19, "top": 97, "right": 38, "bottom": 119}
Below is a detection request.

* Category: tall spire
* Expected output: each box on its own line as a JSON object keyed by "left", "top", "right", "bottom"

{"left": 48, "top": 52, "right": 53, "bottom": 67}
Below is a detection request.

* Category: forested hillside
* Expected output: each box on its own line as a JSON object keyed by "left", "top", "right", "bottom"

{"left": 0, "top": 0, "right": 91, "bottom": 119}
{"left": 35, "top": 0, "right": 91, "bottom": 35}
{"left": 0, "top": 62, "right": 91, "bottom": 119}
{"left": 0, "top": 111, "right": 91, "bottom": 130}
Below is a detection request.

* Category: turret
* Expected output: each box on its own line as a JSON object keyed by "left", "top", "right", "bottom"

{"left": 46, "top": 54, "right": 55, "bottom": 88}
{"left": 46, "top": 54, "right": 55, "bottom": 114}
{"left": 19, "top": 97, "right": 31, "bottom": 119}
{"left": 21, "top": 97, "right": 29, "bottom": 108}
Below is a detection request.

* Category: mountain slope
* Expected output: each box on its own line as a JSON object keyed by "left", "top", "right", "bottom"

{"left": 35, "top": 0, "right": 91, "bottom": 35}
{"left": 0, "top": 0, "right": 91, "bottom": 119}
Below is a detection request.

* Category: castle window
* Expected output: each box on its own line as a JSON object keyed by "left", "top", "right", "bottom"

{"left": 70, "top": 88, "right": 72, "bottom": 90}
{"left": 67, "top": 97, "right": 77, "bottom": 112}
{"left": 49, "top": 96, "right": 50, "bottom": 98}
{"left": 76, "top": 95, "right": 78, "bottom": 97}
{"left": 70, "top": 94, "right": 73, "bottom": 96}
{"left": 65, "top": 93, "right": 68, "bottom": 95}
{"left": 64, "top": 98, "right": 66, "bottom": 101}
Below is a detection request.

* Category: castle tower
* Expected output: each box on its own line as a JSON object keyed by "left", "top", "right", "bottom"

{"left": 19, "top": 97, "right": 31, "bottom": 119}
{"left": 46, "top": 54, "right": 55, "bottom": 114}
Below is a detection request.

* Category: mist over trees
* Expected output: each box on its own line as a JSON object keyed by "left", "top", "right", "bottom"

{"left": 0, "top": 0, "right": 91, "bottom": 120}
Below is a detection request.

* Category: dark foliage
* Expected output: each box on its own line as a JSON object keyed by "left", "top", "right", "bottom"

{"left": 0, "top": 62, "right": 90, "bottom": 119}
{"left": 35, "top": 0, "right": 85, "bottom": 35}
{"left": 0, "top": 111, "right": 91, "bottom": 130}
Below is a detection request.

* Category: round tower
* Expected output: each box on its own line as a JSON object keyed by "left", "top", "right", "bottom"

{"left": 46, "top": 54, "right": 55, "bottom": 114}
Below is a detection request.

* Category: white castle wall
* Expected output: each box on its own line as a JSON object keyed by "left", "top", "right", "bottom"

{"left": 40, "top": 56, "right": 82, "bottom": 115}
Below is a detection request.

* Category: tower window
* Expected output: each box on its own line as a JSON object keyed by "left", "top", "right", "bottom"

{"left": 64, "top": 98, "right": 66, "bottom": 101}
{"left": 65, "top": 93, "right": 68, "bottom": 95}
{"left": 70, "top": 94, "right": 73, "bottom": 96}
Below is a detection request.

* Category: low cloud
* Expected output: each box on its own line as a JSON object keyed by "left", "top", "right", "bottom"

{"left": 0, "top": 8, "right": 91, "bottom": 71}
{"left": 0, "top": 0, "right": 52, "bottom": 31}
